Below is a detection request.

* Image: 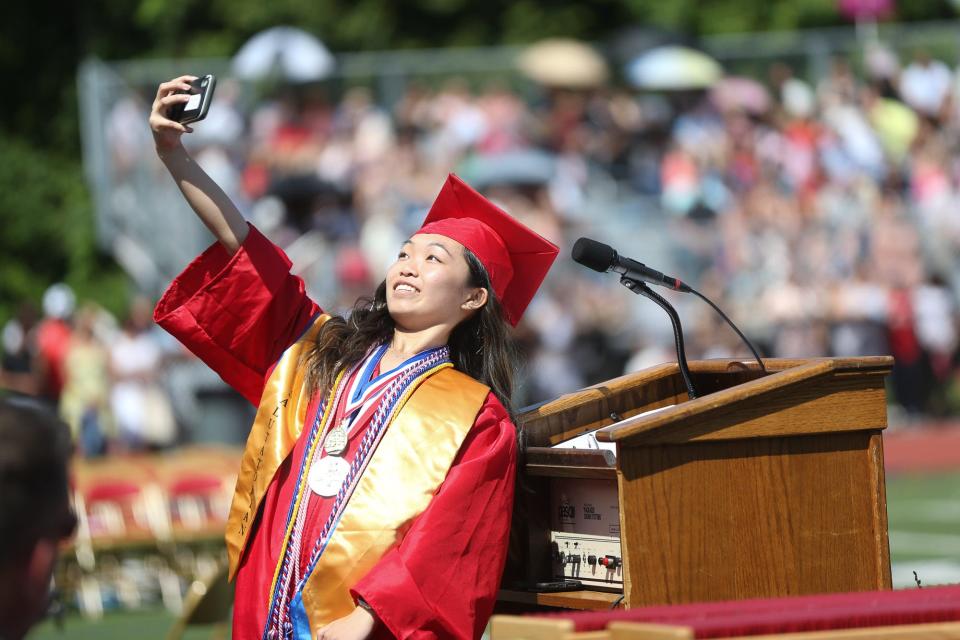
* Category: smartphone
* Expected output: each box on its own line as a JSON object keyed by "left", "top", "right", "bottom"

{"left": 168, "top": 74, "right": 216, "bottom": 124}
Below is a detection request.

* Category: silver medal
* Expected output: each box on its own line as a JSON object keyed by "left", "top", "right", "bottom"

{"left": 324, "top": 420, "right": 349, "bottom": 456}
{"left": 308, "top": 455, "right": 350, "bottom": 497}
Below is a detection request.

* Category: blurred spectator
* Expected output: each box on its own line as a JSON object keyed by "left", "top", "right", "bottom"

{"left": 817, "top": 57, "right": 859, "bottom": 105}
{"left": 1, "top": 302, "right": 40, "bottom": 396}
{"left": 864, "top": 42, "right": 900, "bottom": 94}
{"left": 59, "top": 304, "right": 113, "bottom": 456}
{"left": 914, "top": 274, "right": 958, "bottom": 415}
{"left": 0, "top": 396, "right": 75, "bottom": 640}
{"left": 109, "top": 296, "right": 175, "bottom": 450}
{"left": 899, "top": 49, "right": 952, "bottom": 119}
{"left": 35, "top": 283, "right": 76, "bottom": 404}
{"left": 828, "top": 263, "right": 889, "bottom": 358}
{"left": 888, "top": 286, "right": 931, "bottom": 417}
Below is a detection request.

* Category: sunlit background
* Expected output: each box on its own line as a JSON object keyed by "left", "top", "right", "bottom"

{"left": 3, "top": 0, "right": 960, "bottom": 637}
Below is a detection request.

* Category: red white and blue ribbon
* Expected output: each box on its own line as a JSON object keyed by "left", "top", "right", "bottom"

{"left": 263, "top": 343, "right": 451, "bottom": 640}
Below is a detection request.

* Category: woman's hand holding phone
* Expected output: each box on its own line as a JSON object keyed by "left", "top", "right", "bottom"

{"left": 147, "top": 74, "right": 249, "bottom": 253}
{"left": 149, "top": 75, "right": 198, "bottom": 155}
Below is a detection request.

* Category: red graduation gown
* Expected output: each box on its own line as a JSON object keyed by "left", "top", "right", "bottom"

{"left": 154, "top": 225, "right": 516, "bottom": 639}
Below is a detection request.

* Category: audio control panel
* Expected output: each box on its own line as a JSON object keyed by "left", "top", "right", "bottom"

{"left": 550, "top": 531, "right": 622, "bottom": 589}
{"left": 547, "top": 477, "right": 623, "bottom": 590}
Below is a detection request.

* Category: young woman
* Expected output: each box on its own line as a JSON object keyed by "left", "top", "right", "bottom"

{"left": 149, "top": 76, "right": 558, "bottom": 640}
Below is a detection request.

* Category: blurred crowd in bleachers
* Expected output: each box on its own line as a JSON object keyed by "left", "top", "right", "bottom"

{"left": 7, "top": 41, "right": 960, "bottom": 447}
{"left": 1, "top": 284, "right": 184, "bottom": 454}
{"left": 1, "top": 286, "right": 238, "bottom": 618}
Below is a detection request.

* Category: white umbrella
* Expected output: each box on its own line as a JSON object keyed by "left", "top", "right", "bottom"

{"left": 626, "top": 45, "right": 722, "bottom": 91}
{"left": 232, "top": 26, "right": 335, "bottom": 82}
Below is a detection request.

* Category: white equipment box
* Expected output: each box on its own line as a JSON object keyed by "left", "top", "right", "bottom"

{"left": 549, "top": 477, "right": 622, "bottom": 590}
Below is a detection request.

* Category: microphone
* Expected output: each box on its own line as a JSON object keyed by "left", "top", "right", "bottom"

{"left": 571, "top": 236, "right": 767, "bottom": 377}
{"left": 571, "top": 238, "right": 691, "bottom": 293}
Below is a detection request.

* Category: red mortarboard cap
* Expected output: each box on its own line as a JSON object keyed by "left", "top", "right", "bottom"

{"left": 415, "top": 174, "right": 559, "bottom": 326}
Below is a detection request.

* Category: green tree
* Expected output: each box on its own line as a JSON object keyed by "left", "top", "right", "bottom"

{"left": 0, "top": 135, "right": 130, "bottom": 322}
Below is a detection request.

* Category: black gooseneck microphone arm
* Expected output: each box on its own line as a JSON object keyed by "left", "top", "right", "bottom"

{"left": 620, "top": 277, "right": 697, "bottom": 400}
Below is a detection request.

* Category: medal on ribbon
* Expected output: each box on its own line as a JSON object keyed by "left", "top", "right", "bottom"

{"left": 308, "top": 456, "right": 351, "bottom": 497}
{"left": 323, "top": 419, "right": 349, "bottom": 456}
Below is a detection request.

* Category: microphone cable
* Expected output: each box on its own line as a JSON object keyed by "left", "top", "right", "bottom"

{"left": 687, "top": 286, "right": 767, "bottom": 375}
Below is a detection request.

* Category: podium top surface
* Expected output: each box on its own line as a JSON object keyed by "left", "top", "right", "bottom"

{"left": 518, "top": 357, "right": 893, "bottom": 448}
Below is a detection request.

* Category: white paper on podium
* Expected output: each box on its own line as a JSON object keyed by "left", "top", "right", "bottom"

{"left": 549, "top": 404, "right": 675, "bottom": 457}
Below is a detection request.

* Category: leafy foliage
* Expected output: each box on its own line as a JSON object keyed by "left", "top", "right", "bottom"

{"left": 0, "top": 135, "right": 130, "bottom": 323}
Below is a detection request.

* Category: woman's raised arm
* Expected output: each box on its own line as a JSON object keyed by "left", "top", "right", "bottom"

{"left": 149, "top": 75, "right": 249, "bottom": 253}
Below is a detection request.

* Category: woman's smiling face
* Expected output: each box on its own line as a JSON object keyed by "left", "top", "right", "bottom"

{"left": 385, "top": 233, "right": 485, "bottom": 332}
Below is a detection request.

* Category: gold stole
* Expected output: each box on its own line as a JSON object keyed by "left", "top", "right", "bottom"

{"left": 226, "top": 315, "right": 331, "bottom": 579}
{"left": 224, "top": 315, "right": 491, "bottom": 630}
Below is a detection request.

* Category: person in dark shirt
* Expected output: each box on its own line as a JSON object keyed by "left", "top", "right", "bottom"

{"left": 0, "top": 396, "right": 76, "bottom": 640}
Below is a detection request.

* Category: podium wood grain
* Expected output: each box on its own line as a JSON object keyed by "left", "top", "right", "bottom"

{"left": 618, "top": 431, "right": 890, "bottom": 605}
{"left": 508, "top": 358, "right": 894, "bottom": 610}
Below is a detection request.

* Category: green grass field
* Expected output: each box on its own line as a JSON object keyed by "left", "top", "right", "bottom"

{"left": 29, "top": 609, "right": 220, "bottom": 640}
{"left": 886, "top": 470, "right": 960, "bottom": 589}
{"left": 26, "top": 472, "right": 960, "bottom": 639}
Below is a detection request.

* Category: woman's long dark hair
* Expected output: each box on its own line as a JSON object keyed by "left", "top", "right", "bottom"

{"left": 303, "top": 248, "right": 517, "bottom": 414}
{"left": 305, "top": 247, "right": 532, "bottom": 589}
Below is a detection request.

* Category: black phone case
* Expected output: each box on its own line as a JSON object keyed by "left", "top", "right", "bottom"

{"left": 169, "top": 75, "right": 216, "bottom": 124}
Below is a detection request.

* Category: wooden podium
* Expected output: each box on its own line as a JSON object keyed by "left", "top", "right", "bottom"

{"left": 499, "top": 357, "right": 894, "bottom": 612}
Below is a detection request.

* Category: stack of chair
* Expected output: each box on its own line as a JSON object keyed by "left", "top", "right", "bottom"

{"left": 153, "top": 446, "right": 237, "bottom": 544}
{"left": 69, "top": 454, "right": 170, "bottom": 616}
{"left": 65, "top": 446, "right": 241, "bottom": 618}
